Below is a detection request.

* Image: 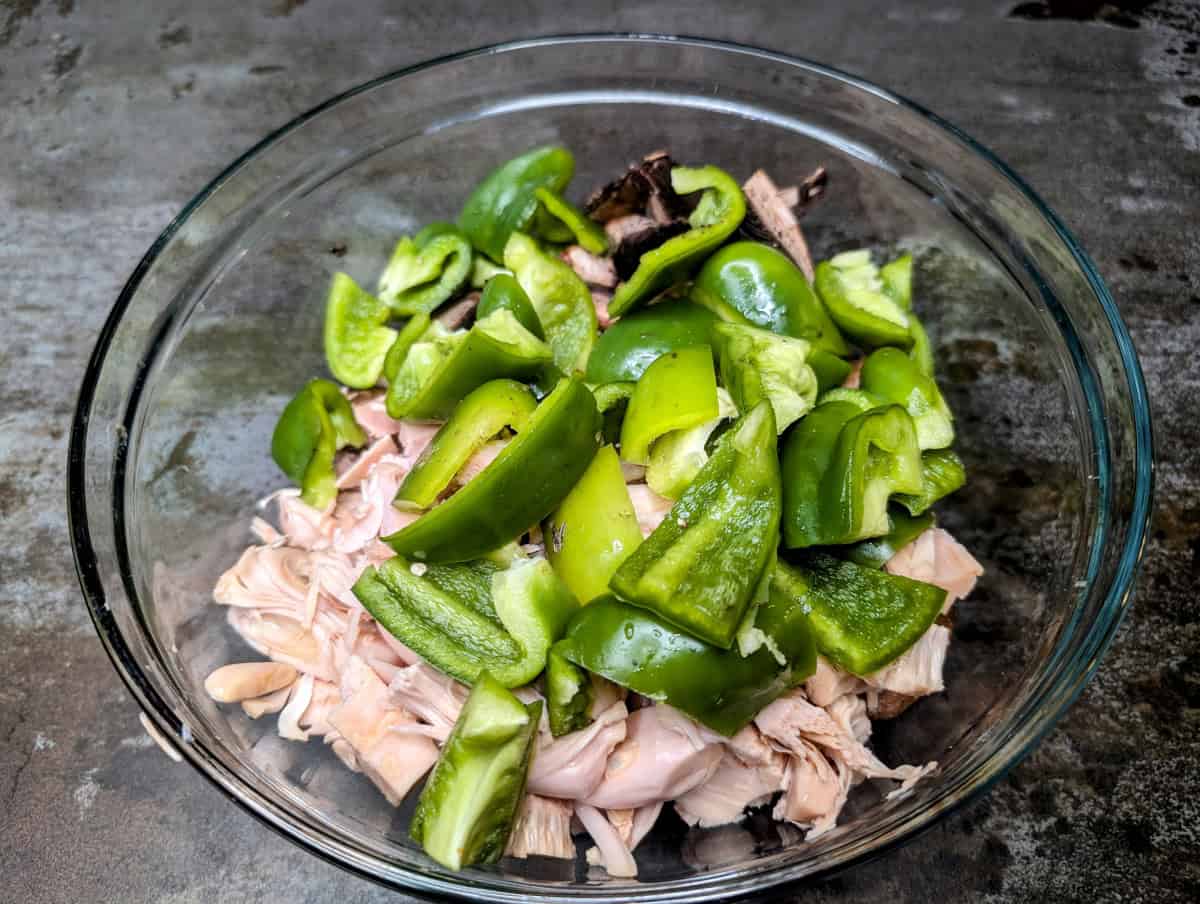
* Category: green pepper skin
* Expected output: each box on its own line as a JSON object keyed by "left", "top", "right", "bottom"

{"left": 860, "top": 346, "right": 954, "bottom": 450}
{"left": 385, "top": 378, "right": 601, "bottom": 562}
{"left": 711, "top": 321, "right": 818, "bottom": 434}
{"left": 841, "top": 508, "right": 935, "bottom": 569}
{"left": 554, "top": 587, "right": 815, "bottom": 737}
{"left": 894, "top": 448, "right": 967, "bottom": 516}
{"left": 271, "top": 378, "right": 366, "bottom": 509}
{"left": 395, "top": 380, "right": 538, "bottom": 510}
{"left": 546, "top": 648, "right": 593, "bottom": 737}
{"left": 814, "top": 250, "right": 913, "bottom": 349}
{"left": 592, "top": 381, "right": 636, "bottom": 445}
{"left": 323, "top": 273, "right": 398, "bottom": 390}
{"left": 880, "top": 253, "right": 913, "bottom": 309}
{"left": 410, "top": 672, "right": 540, "bottom": 869}
{"left": 775, "top": 553, "right": 946, "bottom": 675}
{"left": 808, "top": 349, "right": 855, "bottom": 393}
{"left": 585, "top": 298, "right": 717, "bottom": 385}
{"left": 378, "top": 223, "right": 474, "bottom": 317}
{"left": 533, "top": 187, "right": 609, "bottom": 255}
{"left": 458, "top": 146, "right": 575, "bottom": 262}
{"left": 477, "top": 274, "right": 544, "bottom": 339}
{"left": 382, "top": 313, "right": 433, "bottom": 385}
{"left": 780, "top": 400, "right": 923, "bottom": 549}
{"left": 611, "top": 401, "right": 781, "bottom": 649}
{"left": 692, "top": 241, "right": 849, "bottom": 355}
{"left": 645, "top": 388, "right": 738, "bottom": 500}
{"left": 608, "top": 166, "right": 746, "bottom": 317}
{"left": 619, "top": 345, "right": 718, "bottom": 465}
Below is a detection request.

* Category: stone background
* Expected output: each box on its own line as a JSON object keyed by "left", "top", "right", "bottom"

{"left": 1, "top": 1, "right": 1197, "bottom": 901}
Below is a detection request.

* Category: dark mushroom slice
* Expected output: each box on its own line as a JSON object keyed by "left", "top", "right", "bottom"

{"left": 741, "top": 169, "right": 818, "bottom": 281}
{"left": 611, "top": 220, "right": 690, "bottom": 283}
{"left": 561, "top": 245, "right": 618, "bottom": 289}
{"left": 584, "top": 151, "right": 696, "bottom": 224}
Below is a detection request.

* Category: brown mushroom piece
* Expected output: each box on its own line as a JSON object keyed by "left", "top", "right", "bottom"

{"left": 433, "top": 290, "right": 480, "bottom": 331}
{"left": 584, "top": 150, "right": 695, "bottom": 224}
{"left": 741, "top": 169, "right": 819, "bottom": 281}
{"left": 611, "top": 220, "right": 690, "bottom": 282}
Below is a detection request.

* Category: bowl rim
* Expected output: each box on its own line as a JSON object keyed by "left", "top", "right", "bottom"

{"left": 67, "top": 32, "right": 1154, "bottom": 901}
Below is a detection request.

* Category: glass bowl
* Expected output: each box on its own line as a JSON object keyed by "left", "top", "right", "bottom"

{"left": 67, "top": 35, "right": 1153, "bottom": 902}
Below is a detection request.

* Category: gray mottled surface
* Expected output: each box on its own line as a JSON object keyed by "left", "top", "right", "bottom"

{"left": 1, "top": 0, "right": 1197, "bottom": 901}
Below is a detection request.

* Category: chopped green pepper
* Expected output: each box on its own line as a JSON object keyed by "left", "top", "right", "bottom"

{"left": 546, "top": 648, "right": 593, "bottom": 737}
{"left": 378, "top": 222, "right": 473, "bottom": 317}
{"left": 533, "top": 187, "right": 609, "bottom": 255}
{"left": 459, "top": 146, "right": 575, "bottom": 262}
{"left": 271, "top": 378, "right": 366, "bottom": 510}
{"left": 774, "top": 553, "right": 946, "bottom": 675}
{"left": 841, "top": 508, "right": 935, "bottom": 569}
{"left": 814, "top": 250, "right": 913, "bottom": 349}
{"left": 645, "top": 388, "right": 738, "bottom": 499}
{"left": 385, "top": 378, "right": 600, "bottom": 562}
{"left": 323, "top": 272, "right": 398, "bottom": 390}
{"left": 395, "top": 380, "right": 538, "bottom": 510}
{"left": 592, "top": 380, "right": 635, "bottom": 445}
{"left": 860, "top": 346, "right": 954, "bottom": 450}
{"left": 610, "top": 401, "right": 781, "bottom": 648}
{"left": 410, "top": 672, "right": 540, "bottom": 869}
{"left": 381, "top": 312, "right": 432, "bottom": 385}
{"left": 476, "top": 273, "right": 544, "bottom": 339}
{"left": 691, "top": 241, "right": 849, "bottom": 355}
{"left": 894, "top": 448, "right": 967, "bottom": 515}
{"left": 780, "top": 400, "right": 923, "bottom": 548}
{"left": 619, "top": 345, "right": 718, "bottom": 465}
{"left": 608, "top": 166, "right": 746, "bottom": 317}
{"left": 470, "top": 255, "right": 511, "bottom": 289}
{"left": 808, "top": 349, "right": 855, "bottom": 393}
{"left": 880, "top": 253, "right": 913, "bottom": 309}
{"left": 585, "top": 298, "right": 717, "bottom": 385}
{"left": 544, "top": 445, "right": 643, "bottom": 604}
{"left": 711, "top": 321, "right": 818, "bottom": 434}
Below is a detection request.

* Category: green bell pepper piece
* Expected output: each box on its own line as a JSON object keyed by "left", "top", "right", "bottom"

{"left": 554, "top": 584, "right": 815, "bottom": 736}
{"left": 774, "top": 553, "right": 946, "bottom": 675}
{"left": 585, "top": 298, "right": 717, "bottom": 385}
{"left": 271, "top": 378, "right": 366, "bottom": 510}
{"left": 610, "top": 401, "right": 781, "bottom": 648}
{"left": 385, "top": 378, "right": 601, "bottom": 562}
{"left": 470, "top": 255, "right": 511, "bottom": 289}
{"left": 619, "top": 345, "right": 718, "bottom": 465}
{"left": 533, "top": 187, "right": 609, "bottom": 255}
{"left": 692, "top": 241, "right": 849, "bottom": 355}
{"left": 907, "top": 316, "right": 936, "bottom": 377}
{"left": 814, "top": 250, "right": 913, "bottom": 349}
{"left": 645, "top": 387, "right": 738, "bottom": 499}
{"left": 410, "top": 671, "right": 540, "bottom": 869}
{"left": 808, "top": 349, "right": 855, "bottom": 393}
{"left": 381, "top": 312, "right": 432, "bottom": 385}
{"left": 608, "top": 165, "right": 746, "bottom": 318}
{"left": 592, "top": 380, "right": 636, "bottom": 445}
{"left": 711, "top": 321, "right": 818, "bottom": 434}
{"left": 880, "top": 253, "right": 913, "bottom": 309}
{"left": 395, "top": 380, "right": 538, "bottom": 511}
{"left": 781, "top": 400, "right": 924, "bottom": 548}
{"left": 841, "top": 507, "right": 935, "bottom": 569}
{"left": 378, "top": 222, "right": 473, "bottom": 317}
{"left": 545, "top": 445, "right": 643, "bottom": 604}
{"left": 860, "top": 346, "right": 954, "bottom": 450}
{"left": 546, "top": 648, "right": 593, "bottom": 737}
{"left": 477, "top": 273, "right": 544, "bottom": 339}
{"left": 894, "top": 448, "right": 967, "bottom": 515}
{"left": 503, "top": 231, "right": 597, "bottom": 375}
{"left": 386, "top": 309, "right": 552, "bottom": 419}
{"left": 323, "top": 272, "right": 398, "bottom": 390}
{"left": 458, "top": 146, "right": 575, "bottom": 263}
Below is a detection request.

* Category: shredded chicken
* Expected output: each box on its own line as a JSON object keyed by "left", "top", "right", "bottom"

{"left": 625, "top": 483, "right": 673, "bottom": 537}
{"left": 527, "top": 702, "right": 629, "bottom": 799}
{"left": 674, "top": 748, "right": 787, "bottom": 827}
{"left": 577, "top": 804, "right": 638, "bottom": 878}
{"left": 388, "top": 661, "right": 469, "bottom": 743}
{"left": 506, "top": 795, "right": 576, "bottom": 860}
{"left": 805, "top": 655, "right": 867, "bottom": 707}
{"left": 591, "top": 289, "right": 615, "bottom": 329}
{"left": 886, "top": 528, "right": 984, "bottom": 611}
{"left": 864, "top": 624, "right": 951, "bottom": 698}
{"left": 742, "top": 169, "right": 815, "bottom": 281}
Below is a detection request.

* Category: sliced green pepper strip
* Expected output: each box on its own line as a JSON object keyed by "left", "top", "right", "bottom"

{"left": 860, "top": 346, "right": 954, "bottom": 450}
{"left": 382, "top": 312, "right": 432, "bottom": 385}
{"left": 386, "top": 309, "right": 552, "bottom": 419}
{"left": 880, "top": 253, "right": 913, "bottom": 309}
{"left": 781, "top": 400, "right": 923, "bottom": 548}
{"left": 554, "top": 584, "right": 815, "bottom": 737}
{"left": 842, "top": 508, "right": 935, "bottom": 569}
{"left": 271, "top": 378, "right": 366, "bottom": 510}
{"left": 395, "top": 380, "right": 538, "bottom": 510}
{"left": 814, "top": 250, "right": 913, "bottom": 349}
{"left": 907, "top": 316, "right": 936, "bottom": 377}
{"left": 775, "top": 553, "right": 946, "bottom": 675}
{"left": 533, "top": 187, "right": 609, "bottom": 255}
{"left": 378, "top": 222, "right": 473, "bottom": 317}
{"left": 470, "top": 255, "right": 511, "bottom": 289}
{"left": 611, "top": 401, "right": 781, "bottom": 649}
{"left": 545, "top": 445, "right": 642, "bottom": 604}
{"left": 503, "top": 231, "right": 597, "bottom": 375}
{"left": 458, "top": 146, "right": 575, "bottom": 262}
{"left": 809, "top": 349, "right": 854, "bottom": 393}
{"left": 691, "top": 241, "right": 849, "bottom": 355}
{"left": 477, "top": 273, "right": 544, "bottom": 339}
{"left": 645, "top": 388, "right": 738, "bottom": 500}
{"left": 619, "top": 345, "right": 718, "bottom": 465}
{"left": 546, "top": 648, "right": 593, "bottom": 738}
{"left": 894, "top": 448, "right": 967, "bottom": 515}
{"left": 592, "top": 381, "right": 636, "bottom": 446}
{"left": 410, "top": 672, "right": 540, "bottom": 869}
{"left": 585, "top": 298, "right": 717, "bottom": 385}
{"left": 323, "top": 273, "right": 398, "bottom": 390}
{"left": 712, "top": 321, "right": 818, "bottom": 434}
{"left": 385, "top": 378, "right": 601, "bottom": 562}
{"left": 608, "top": 165, "right": 746, "bottom": 317}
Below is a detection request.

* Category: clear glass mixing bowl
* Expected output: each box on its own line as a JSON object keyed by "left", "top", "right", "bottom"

{"left": 67, "top": 35, "right": 1153, "bottom": 902}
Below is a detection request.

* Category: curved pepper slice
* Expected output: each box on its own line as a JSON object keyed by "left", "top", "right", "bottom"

{"left": 271, "top": 378, "right": 366, "bottom": 509}
{"left": 323, "top": 272, "right": 398, "bottom": 390}
{"left": 808, "top": 349, "right": 855, "bottom": 393}
{"left": 607, "top": 165, "right": 746, "bottom": 318}
{"left": 545, "top": 445, "right": 643, "bottom": 604}
{"left": 533, "top": 187, "right": 609, "bottom": 255}
{"left": 385, "top": 378, "right": 601, "bottom": 562}
{"left": 860, "top": 346, "right": 954, "bottom": 449}
{"left": 610, "top": 401, "right": 781, "bottom": 649}
{"left": 592, "top": 380, "right": 636, "bottom": 445}
{"left": 410, "top": 672, "right": 540, "bottom": 869}
{"left": 692, "top": 241, "right": 849, "bottom": 355}
{"left": 585, "top": 298, "right": 717, "bottom": 385}
{"left": 458, "top": 146, "right": 575, "bottom": 262}
{"left": 774, "top": 553, "right": 945, "bottom": 675}
{"left": 712, "top": 321, "right": 818, "bottom": 434}
{"left": 553, "top": 586, "right": 815, "bottom": 737}
{"left": 382, "top": 312, "right": 432, "bottom": 385}
{"left": 378, "top": 222, "right": 473, "bottom": 317}
{"left": 386, "top": 309, "right": 552, "bottom": 419}
{"left": 645, "top": 387, "right": 738, "bottom": 499}
{"left": 814, "top": 250, "right": 913, "bottom": 349}
{"left": 878, "top": 252, "right": 938, "bottom": 375}
{"left": 781, "top": 400, "right": 923, "bottom": 548}
{"left": 894, "top": 448, "right": 967, "bottom": 516}
{"left": 477, "top": 273, "right": 544, "bottom": 339}
{"left": 503, "top": 231, "right": 597, "bottom": 374}
{"left": 842, "top": 508, "right": 935, "bottom": 569}
{"left": 395, "top": 380, "right": 538, "bottom": 510}
{"left": 619, "top": 345, "right": 718, "bottom": 465}
{"left": 546, "top": 649, "right": 593, "bottom": 737}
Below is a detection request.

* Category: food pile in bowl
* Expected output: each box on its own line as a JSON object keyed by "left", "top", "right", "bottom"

{"left": 202, "top": 146, "right": 982, "bottom": 876}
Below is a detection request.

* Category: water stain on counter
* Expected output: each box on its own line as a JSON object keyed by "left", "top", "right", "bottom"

{"left": 1008, "top": 1, "right": 1154, "bottom": 29}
